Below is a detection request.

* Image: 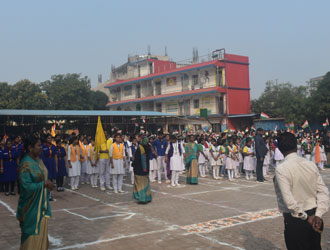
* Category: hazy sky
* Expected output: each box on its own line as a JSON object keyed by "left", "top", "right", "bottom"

{"left": 1, "top": 0, "right": 329, "bottom": 98}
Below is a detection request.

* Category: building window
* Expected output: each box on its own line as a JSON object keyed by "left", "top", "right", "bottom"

{"left": 156, "top": 103, "right": 162, "bottom": 112}
{"left": 149, "top": 63, "right": 153, "bottom": 74}
{"left": 155, "top": 81, "right": 161, "bottom": 95}
{"left": 192, "top": 75, "right": 199, "bottom": 89}
{"left": 136, "top": 104, "right": 141, "bottom": 111}
{"left": 124, "top": 85, "right": 132, "bottom": 96}
{"left": 193, "top": 99, "right": 199, "bottom": 109}
{"left": 166, "top": 102, "right": 178, "bottom": 113}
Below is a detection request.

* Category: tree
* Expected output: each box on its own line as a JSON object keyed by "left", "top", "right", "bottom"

{"left": 251, "top": 81, "right": 310, "bottom": 124}
{"left": 0, "top": 80, "right": 49, "bottom": 109}
{"left": 0, "top": 82, "right": 13, "bottom": 109}
{"left": 41, "top": 74, "right": 93, "bottom": 110}
{"left": 90, "top": 91, "right": 109, "bottom": 110}
{"left": 309, "top": 71, "right": 330, "bottom": 121}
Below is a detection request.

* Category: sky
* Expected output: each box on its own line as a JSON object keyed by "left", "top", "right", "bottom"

{"left": 1, "top": 0, "right": 330, "bottom": 98}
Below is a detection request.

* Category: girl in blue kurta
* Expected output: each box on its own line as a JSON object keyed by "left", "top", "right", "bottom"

{"left": 2, "top": 139, "right": 20, "bottom": 195}
{"left": 41, "top": 135, "right": 58, "bottom": 201}
{"left": 56, "top": 139, "right": 67, "bottom": 192}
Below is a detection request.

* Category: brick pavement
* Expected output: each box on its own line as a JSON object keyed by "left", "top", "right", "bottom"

{"left": 0, "top": 169, "right": 330, "bottom": 250}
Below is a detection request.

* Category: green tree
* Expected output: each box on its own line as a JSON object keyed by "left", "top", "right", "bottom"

{"left": 41, "top": 74, "right": 93, "bottom": 110}
{"left": 0, "top": 80, "right": 49, "bottom": 109}
{"left": 0, "top": 82, "right": 13, "bottom": 109}
{"left": 309, "top": 71, "right": 330, "bottom": 121}
{"left": 251, "top": 81, "right": 310, "bottom": 124}
{"left": 90, "top": 90, "right": 109, "bottom": 110}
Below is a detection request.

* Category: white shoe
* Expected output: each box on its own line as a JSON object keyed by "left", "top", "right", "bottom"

{"left": 171, "top": 184, "right": 176, "bottom": 187}
{"left": 114, "top": 190, "right": 118, "bottom": 194}
{"left": 100, "top": 187, "right": 106, "bottom": 191}
{"left": 81, "top": 182, "right": 85, "bottom": 185}
{"left": 71, "top": 187, "right": 75, "bottom": 191}
{"left": 118, "top": 190, "right": 125, "bottom": 193}
{"left": 107, "top": 186, "right": 114, "bottom": 190}
{"left": 176, "top": 183, "right": 181, "bottom": 187}
{"left": 158, "top": 181, "right": 162, "bottom": 184}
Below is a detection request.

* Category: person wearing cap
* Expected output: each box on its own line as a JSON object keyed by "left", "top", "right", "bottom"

{"left": 274, "top": 132, "right": 329, "bottom": 250}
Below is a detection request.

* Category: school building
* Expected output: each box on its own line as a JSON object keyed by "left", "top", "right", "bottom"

{"left": 104, "top": 49, "right": 253, "bottom": 132}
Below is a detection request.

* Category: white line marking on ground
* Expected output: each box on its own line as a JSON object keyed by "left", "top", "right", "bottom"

{"left": 196, "top": 233, "right": 246, "bottom": 250}
{"left": 0, "top": 199, "right": 16, "bottom": 215}
{"left": 48, "top": 235, "right": 63, "bottom": 247}
{"left": 65, "top": 188, "right": 100, "bottom": 201}
{"left": 63, "top": 209, "right": 136, "bottom": 221}
{"left": 52, "top": 226, "right": 178, "bottom": 250}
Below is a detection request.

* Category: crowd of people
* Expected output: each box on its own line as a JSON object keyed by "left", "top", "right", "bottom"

{"left": 1, "top": 127, "right": 329, "bottom": 200}
{"left": 0, "top": 126, "right": 329, "bottom": 250}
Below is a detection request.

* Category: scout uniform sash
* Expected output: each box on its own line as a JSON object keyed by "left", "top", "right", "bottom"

{"left": 70, "top": 145, "right": 80, "bottom": 163}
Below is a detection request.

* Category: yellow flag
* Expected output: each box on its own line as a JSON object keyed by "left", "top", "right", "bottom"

{"left": 51, "top": 124, "right": 56, "bottom": 137}
{"left": 95, "top": 116, "right": 106, "bottom": 157}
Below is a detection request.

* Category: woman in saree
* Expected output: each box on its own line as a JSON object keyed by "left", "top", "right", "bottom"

{"left": 185, "top": 135, "right": 199, "bottom": 184}
{"left": 132, "top": 134, "right": 152, "bottom": 204}
{"left": 17, "top": 135, "right": 53, "bottom": 250}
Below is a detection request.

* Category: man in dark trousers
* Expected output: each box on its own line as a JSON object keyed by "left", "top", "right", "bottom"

{"left": 274, "top": 132, "right": 329, "bottom": 250}
{"left": 255, "top": 128, "right": 268, "bottom": 182}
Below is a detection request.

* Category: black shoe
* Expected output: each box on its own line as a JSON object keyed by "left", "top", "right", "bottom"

{"left": 5, "top": 192, "right": 10, "bottom": 196}
{"left": 10, "top": 192, "right": 16, "bottom": 195}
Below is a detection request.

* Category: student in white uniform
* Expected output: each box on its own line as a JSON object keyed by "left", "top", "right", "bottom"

{"left": 109, "top": 134, "right": 127, "bottom": 193}
{"left": 243, "top": 138, "right": 255, "bottom": 180}
{"left": 165, "top": 135, "right": 185, "bottom": 187}
{"left": 148, "top": 136, "right": 158, "bottom": 183}
{"left": 210, "top": 139, "right": 223, "bottom": 180}
{"left": 87, "top": 139, "right": 99, "bottom": 188}
{"left": 225, "top": 139, "right": 237, "bottom": 181}
{"left": 128, "top": 137, "right": 138, "bottom": 185}
{"left": 67, "top": 137, "right": 81, "bottom": 190}
{"left": 198, "top": 138, "right": 208, "bottom": 178}
{"left": 263, "top": 137, "right": 271, "bottom": 177}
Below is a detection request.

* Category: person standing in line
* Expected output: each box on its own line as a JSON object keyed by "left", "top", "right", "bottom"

{"left": 323, "top": 131, "right": 330, "bottom": 167}
{"left": 0, "top": 143, "right": 3, "bottom": 193}
{"left": 255, "top": 128, "right": 268, "bottom": 182}
{"left": 41, "top": 135, "right": 58, "bottom": 201}
{"left": 148, "top": 136, "right": 158, "bottom": 183}
{"left": 225, "top": 139, "right": 237, "bottom": 181}
{"left": 198, "top": 138, "right": 208, "bottom": 178}
{"left": 153, "top": 133, "right": 169, "bottom": 184}
{"left": 185, "top": 135, "right": 199, "bottom": 185}
{"left": 2, "top": 138, "right": 20, "bottom": 195}
{"left": 165, "top": 135, "right": 185, "bottom": 187}
{"left": 109, "top": 134, "right": 127, "bottom": 193}
{"left": 209, "top": 139, "right": 222, "bottom": 180}
{"left": 55, "top": 139, "right": 67, "bottom": 192}
{"left": 79, "top": 137, "right": 89, "bottom": 185}
{"left": 274, "top": 132, "right": 329, "bottom": 250}
{"left": 129, "top": 137, "right": 138, "bottom": 185}
{"left": 67, "top": 137, "right": 81, "bottom": 190}
{"left": 17, "top": 135, "right": 53, "bottom": 250}
{"left": 302, "top": 137, "right": 313, "bottom": 161}
{"left": 243, "top": 138, "right": 255, "bottom": 180}
{"left": 87, "top": 139, "right": 99, "bottom": 188}
{"left": 98, "top": 133, "right": 112, "bottom": 191}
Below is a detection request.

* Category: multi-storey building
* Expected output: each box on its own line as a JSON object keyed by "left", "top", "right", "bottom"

{"left": 105, "top": 49, "right": 253, "bottom": 132}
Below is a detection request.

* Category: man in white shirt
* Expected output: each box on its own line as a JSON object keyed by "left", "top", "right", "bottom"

{"left": 274, "top": 132, "right": 329, "bottom": 250}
